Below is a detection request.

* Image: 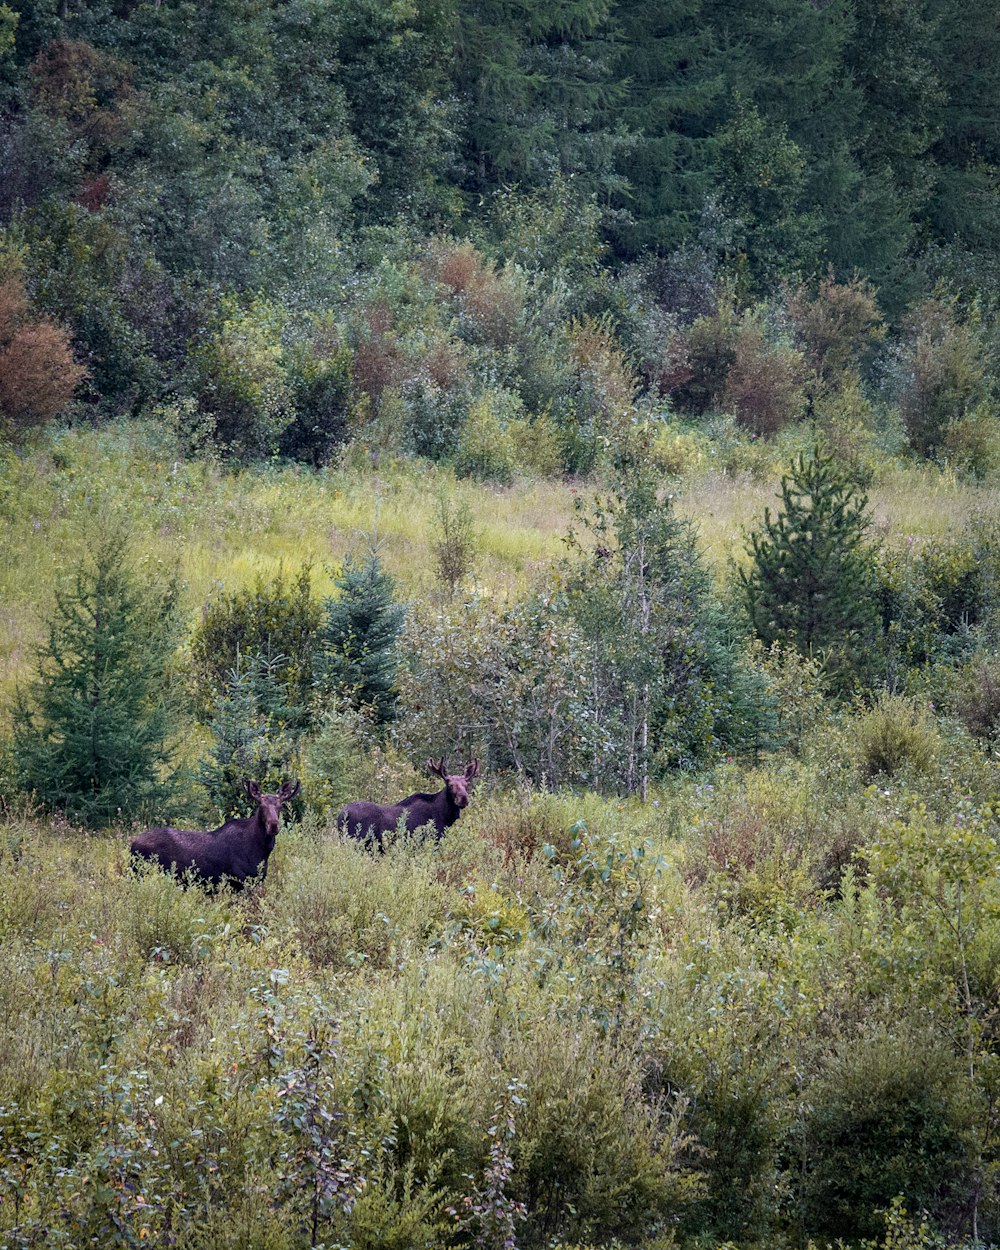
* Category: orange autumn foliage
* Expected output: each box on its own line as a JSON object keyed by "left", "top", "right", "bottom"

{"left": 0, "top": 275, "right": 87, "bottom": 435}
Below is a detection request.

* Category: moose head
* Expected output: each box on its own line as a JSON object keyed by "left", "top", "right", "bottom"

{"left": 427, "top": 757, "right": 480, "bottom": 811}
{"left": 244, "top": 777, "right": 301, "bottom": 840}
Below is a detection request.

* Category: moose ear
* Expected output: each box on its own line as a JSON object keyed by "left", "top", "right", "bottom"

{"left": 465, "top": 758, "right": 481, "bottom": 779}
{"left": 427, "top": 757, "right": 446, "bottom": 778}
{"left": 279, "top": 779, "right": 301, "bottom": 803}
{"left": 245, "top": 780, "right": 263, "bottom": 801}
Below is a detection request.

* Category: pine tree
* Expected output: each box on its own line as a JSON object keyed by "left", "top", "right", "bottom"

{"left": 13, "top": 531, "right": 183, "bottom": 825}
{"left": 740, "top": 446, "right": 880, "bottom": 687}
{"left": 566, "top": 452, "right": 767, "bottom": 793}
{"left": 197, "top": 651, "right": 300, "bottom": 820}
{"left": 317, "top": 553, "right": 407, "bottom": 727}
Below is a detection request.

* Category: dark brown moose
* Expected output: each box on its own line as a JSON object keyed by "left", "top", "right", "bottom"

{"left": 130, "top": 779, "right": 301, "bottom": 888}
{"left": 337, "top": 758, "right": 480, "bottom": 850}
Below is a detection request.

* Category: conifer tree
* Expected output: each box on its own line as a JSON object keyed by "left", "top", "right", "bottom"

{"left": 741, "top": 446, "right": 880, "bottom": 687}
{"left": 566, "top": 451, "right": 767, "bottom": 793}
{"left": 317, "top": 552, "right": 407, "bottom": 727}
{"left": 197, "top": 652, "right": 299, "bottom": 819}
{"left": 13, "top": 531, "right": 183, "bottom": 825}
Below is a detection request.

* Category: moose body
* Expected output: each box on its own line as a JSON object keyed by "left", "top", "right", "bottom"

{"left": 337, "top": 759, "right": 480, "bottom": 850}
{"left": 130, "top": 780, "right": 300, "bottom": 888}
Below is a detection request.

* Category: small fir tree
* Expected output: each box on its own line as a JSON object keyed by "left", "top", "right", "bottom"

{"left": 317, "top": 553, "right": 407, "bottom": 727}
{"left": 197, "top": 651, "right": 300, "bottom": 819}
{"left": 740, "top": 446, "right": 880, "bottom": 688}
{"left": 13, "top": 532, "right": 183, "bottom": 825}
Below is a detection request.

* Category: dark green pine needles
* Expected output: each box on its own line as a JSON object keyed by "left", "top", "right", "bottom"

{"left": 13, "top": 531, "right": 183, "bottom": 826}
{"left": 741, "top": 446, "right": 880, "bottom": 688}
{"left": 317, "top": 553, "right": 407, "bottom": 728}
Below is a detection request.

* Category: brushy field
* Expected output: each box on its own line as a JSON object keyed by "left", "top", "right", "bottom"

{"left": 3, "top": 426, "right": 1000, "bottom": 1247}
{"left": 2, "top": 423, "right": 997, "bottom": 705}
{"left": 2, "top": 729, "right": 1000, "bottom": 1248}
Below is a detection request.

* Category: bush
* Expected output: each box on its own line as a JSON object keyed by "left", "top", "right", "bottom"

{"left": 946, "top": 652, "right": 1000, "bottom": 740}
{"left": 893, "top": 298, "right": 995, "bottom": 460}
{"left": 800, "top": 1024, "right": 975, "bottom": 1241}
{"left": 429, "top": 239, "right": 525, "bottom": 349}
{"left": 0, "top": 271, "right": 86, "bottom": 437}
{"left": 941, "top": 403, "right": 1000, "bottom": 478}
{"left": 671, "top": 303, "right": 739, "bottom": 416}
{"left": 279, "top": 328, "right": 353, "bottom": 466}
{"left": 786, "top": 271, "right": 885, "bottom": 387}
{"left": 454, "top": 388, "right": 521, "bottom": 485}
{"left": 431, "top": 491, "right": 477, "bottom": 599}
{"left": 194, "top": 296, "right": 292, "bottom": 463}
{"left": 723, "top": 318, "right": 807, "bottom": 436}
{"left": 853, "top": 692, "right": 940, "bottom": 781}
{"left": 190, "top": 565, "right": 322, "bottom": 728}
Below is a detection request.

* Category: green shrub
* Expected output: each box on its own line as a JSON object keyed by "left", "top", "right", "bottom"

{"left": 894, "top": 298, "right": 995, "bottom": 460}
{"left": 853, "top": 692, "right": 940, "bottom": 781}
{"left": 800, "top": 1024, "right": 975, "bottom": 1240}
{"left": 194, "top": 296, "right": 292, "bottom": 463}
{"left": 947, "top": 652, "right": 1000, "bottom": 740}
{"left": 279, "top": 333, "right": 352, "bottom": 466}
{"left": 942, "top": 403, "right": 1000, "bottom": 478}
{"left": 190, "top": 564, "right": 321, "bottom": 726}
{"left": 454, "top": 388, "right": 521, "bottom": 485}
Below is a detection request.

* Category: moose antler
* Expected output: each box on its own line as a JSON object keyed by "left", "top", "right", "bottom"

{"left": 464, "top": 759, "right": 481, "bottom": 779}
{"left": 426, "top": 757, "right": 447, "bottom": 778}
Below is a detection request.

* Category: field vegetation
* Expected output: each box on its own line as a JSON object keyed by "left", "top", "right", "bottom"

{"left": 2, "top": 0, "right": 1000, "bottom": 1245}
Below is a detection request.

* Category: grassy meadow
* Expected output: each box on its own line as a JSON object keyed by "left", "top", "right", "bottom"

{"left": 2, "top": 422, "right": 997, "bottom": 707}
{"left": 0, "top": 425, "right": 999, "bottom": 1247}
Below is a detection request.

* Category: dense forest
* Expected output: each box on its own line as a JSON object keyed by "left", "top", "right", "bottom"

{"left": 2, "top": 2, "right": 1000, "bottom": 1248}
{"left": 0, "top": 0, "right": 999, "bottom": 466}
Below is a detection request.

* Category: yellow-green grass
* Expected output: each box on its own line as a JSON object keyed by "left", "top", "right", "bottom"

{"left": 2, "top": 424, "right": 996, "bottom": 705}
{"left": 677, "top": 463, "right": 1000, "bottom": 569}
{"left": 0, "top": 425, "right": 580, "bottom": 704}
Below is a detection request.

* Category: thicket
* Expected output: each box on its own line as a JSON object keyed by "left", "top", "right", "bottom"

{"left": 0, "top": 729, "right": 999, "bottom": 1246}
{"left": 0, "top": 0, "right": 998, "bottom": 479}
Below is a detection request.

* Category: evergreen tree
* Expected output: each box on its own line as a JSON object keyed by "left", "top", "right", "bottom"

{"left": 454, "top": 0, "right": 624, "bottom": 203}
{"left": 740, "top": 446, "right": 880, "bottom": 688}
{"left": 13, "top": 531, "right": 183, "bottom": 825}
{"left": 197, "top": 651, "right": 300, "bottom": 820}
{"left": 609, "top": 0, "right": 721, "bottom": 255}
{"left": 566, "top": 451, "right": 767, "bottom": 793}
{"left": 317, "top": 552, "right": 407, "bottom": 727}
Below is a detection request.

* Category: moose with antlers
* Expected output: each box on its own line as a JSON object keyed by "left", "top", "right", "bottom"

{"left": 337, "top": 757, "right": 481, "bottom": 850}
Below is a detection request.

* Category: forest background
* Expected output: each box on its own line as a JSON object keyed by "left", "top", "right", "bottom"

{"left": 2, "top": 1, "right": 1000, "bottom": 1247}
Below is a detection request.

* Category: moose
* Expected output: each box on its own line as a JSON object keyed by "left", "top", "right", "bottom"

{"left": 130, "top": 779, "right": 301, "bottom": 888}
{"left": 337, "top": 758, "right": 481, "bottom": 850}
